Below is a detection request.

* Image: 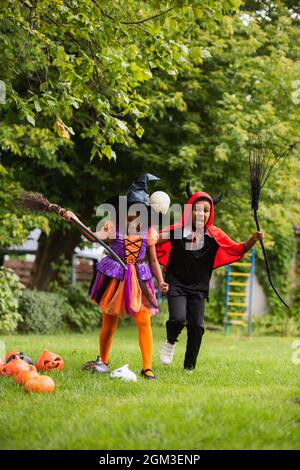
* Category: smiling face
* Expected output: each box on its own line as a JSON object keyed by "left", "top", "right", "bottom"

{"left": 192, "top": 199, "right": 211, "bottom": 227}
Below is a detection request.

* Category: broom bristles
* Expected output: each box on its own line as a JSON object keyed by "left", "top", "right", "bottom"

{"left": 18, "top": 192, "right": 51, "bottom": 212}
{"left": 248, "top": 135, "right": 299, "bottom": 211}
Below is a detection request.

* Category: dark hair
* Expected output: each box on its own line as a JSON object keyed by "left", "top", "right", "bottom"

{"left": 192, "top": 197, "right": 212, "bottom": 207}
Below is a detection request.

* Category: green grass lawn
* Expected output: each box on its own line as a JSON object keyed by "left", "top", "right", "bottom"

{"left": 0, "top": 326, "right": 299, "bottom": 450}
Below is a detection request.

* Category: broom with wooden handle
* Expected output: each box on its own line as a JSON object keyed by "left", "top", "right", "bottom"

{"left": 18, "top": 192, "right": 127, "bottom": 271}
{"left": 248, "top": 137, "right": 299, "bottom": 309}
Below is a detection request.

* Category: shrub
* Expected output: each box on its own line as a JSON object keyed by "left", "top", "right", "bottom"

{"left": 0, "top": 267, "right": 24, "bottom": 334}
{"left": 18, "top": 289, "right": 68, "bottom": 334}
{"left": 253, "top": 314, "right": 300, "bottom": 336}
{"left": 53, "top": 283, "right": 101, "bottom": 332}
{"left": 63, "top": 303, "right": 101, "bottom": 332}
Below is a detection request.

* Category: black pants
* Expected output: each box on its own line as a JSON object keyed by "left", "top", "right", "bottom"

{"left": 166, "top": 292, "right": 205, "bottom": 370}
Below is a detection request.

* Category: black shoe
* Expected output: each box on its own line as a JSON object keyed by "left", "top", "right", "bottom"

{"left": 140, "top": 368, "right": 158, "bottom": 380}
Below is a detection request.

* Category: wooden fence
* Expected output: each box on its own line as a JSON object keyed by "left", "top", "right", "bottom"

{"left": 4, "top": 259, "right": 95, "bottom": 287}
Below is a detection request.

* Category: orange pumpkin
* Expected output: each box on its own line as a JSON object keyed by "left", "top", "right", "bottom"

{"left": 5, "top": 351, "right": 33, "bottom": 365}
{"left": 2, "top": 357, "right": 31, "bottom": 377}
{"left": 0, "top": 358, "right": 4, "bottom": 375}
{"left": 24, "top": 375, "right": 55, "bottom": 394}
{"left": 15, "top": 365, "right": 39, "bottom": 385}
{"left": 35, "top": 350, "right": 64, "bottom": 371}
{"left": 5, "top": 351, "right": 21, "bottom": 362}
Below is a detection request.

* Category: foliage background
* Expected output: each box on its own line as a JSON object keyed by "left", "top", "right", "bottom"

{"left": 0, "top": 0, "right": 299, "bottom": 325}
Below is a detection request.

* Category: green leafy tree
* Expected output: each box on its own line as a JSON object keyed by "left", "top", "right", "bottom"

{"left": 123, "top": 0, "right": 300, "bottom": 315}
{"left": 0, "top": 0, "right": 237, "bottom": 288}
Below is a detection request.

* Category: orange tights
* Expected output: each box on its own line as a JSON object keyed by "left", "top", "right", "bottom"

{"left": 100, "top": 310, "right": 153, "bottom": 371}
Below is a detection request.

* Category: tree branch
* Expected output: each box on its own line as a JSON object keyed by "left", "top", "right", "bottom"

{"left": 100, "top": 7, "right": 176, "bottom": 25}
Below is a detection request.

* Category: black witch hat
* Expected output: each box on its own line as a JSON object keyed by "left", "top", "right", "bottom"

{"left": 127, "top": 173, "right": 160, "bottom": 205}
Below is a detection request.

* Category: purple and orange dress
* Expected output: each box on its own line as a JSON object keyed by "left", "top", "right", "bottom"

{"left": 89, "top": 223, "right": 159, "bottom": 318}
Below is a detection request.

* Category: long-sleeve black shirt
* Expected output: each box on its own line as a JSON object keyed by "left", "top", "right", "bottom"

{"left": 165, "top": 227, "right": 219, "bottom": 299}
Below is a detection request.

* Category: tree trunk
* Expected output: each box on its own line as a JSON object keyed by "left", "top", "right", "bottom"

{"left": 30, "top": 227, "right": 82, "bottom": 290}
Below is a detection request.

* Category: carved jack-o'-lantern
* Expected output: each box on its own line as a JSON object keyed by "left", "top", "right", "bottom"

{"left": 5, "top": 351, "right": 33, "bottom": 365}
{"left": 24, "top": 375, "right": 55, "bottom": 394}
{"left": 15, "top": 365, "right": 39, "bottom": 386}
{"left": 35, "top": 350, "right": 64, "bottom": 371}
{"left": 5, "top": 351, "right": 19, "bottom": 363}
{"left": 2, "top": 357, "right": 31, "bottom": 377}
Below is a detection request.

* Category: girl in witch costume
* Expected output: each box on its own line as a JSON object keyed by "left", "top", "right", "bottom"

{"left": 63, "top": 174, "right": 169, "bottom": 380}
{"left": 156, "top": 184, "right": 264, "bottom": 371}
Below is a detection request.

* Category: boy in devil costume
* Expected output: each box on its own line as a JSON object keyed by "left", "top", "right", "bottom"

{"left": 156, "top": 184, "right": 264, "bottom": 371}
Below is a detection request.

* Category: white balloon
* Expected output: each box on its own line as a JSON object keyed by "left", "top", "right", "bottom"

{"left": 149, "top": 191, "right": 170, "bottom": 215}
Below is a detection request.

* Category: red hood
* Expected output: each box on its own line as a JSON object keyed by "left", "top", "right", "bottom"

{"left": 176, "top": 191, "right": 215, "bottom": 231}
{"left": 156, "top": 191, "right": 245, "bottom": 271}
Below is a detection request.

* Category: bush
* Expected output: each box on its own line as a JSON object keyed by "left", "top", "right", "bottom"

{"left": 290, "top": 238, "right": 300, "bottom": 319}
{"left": 0, "top": 267, "right": 24, "bottom": 334}
{"left": 18, "top": 289, "right": 68, "bottom": 334}
{"left": 253, "top": 314, "right": 300, "bottom": 337}
{"left": 53, "top": 283, "right": 101, "bottom": 332}
{"left": 64, "top": 304, "right": 101, "bottom": 332}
